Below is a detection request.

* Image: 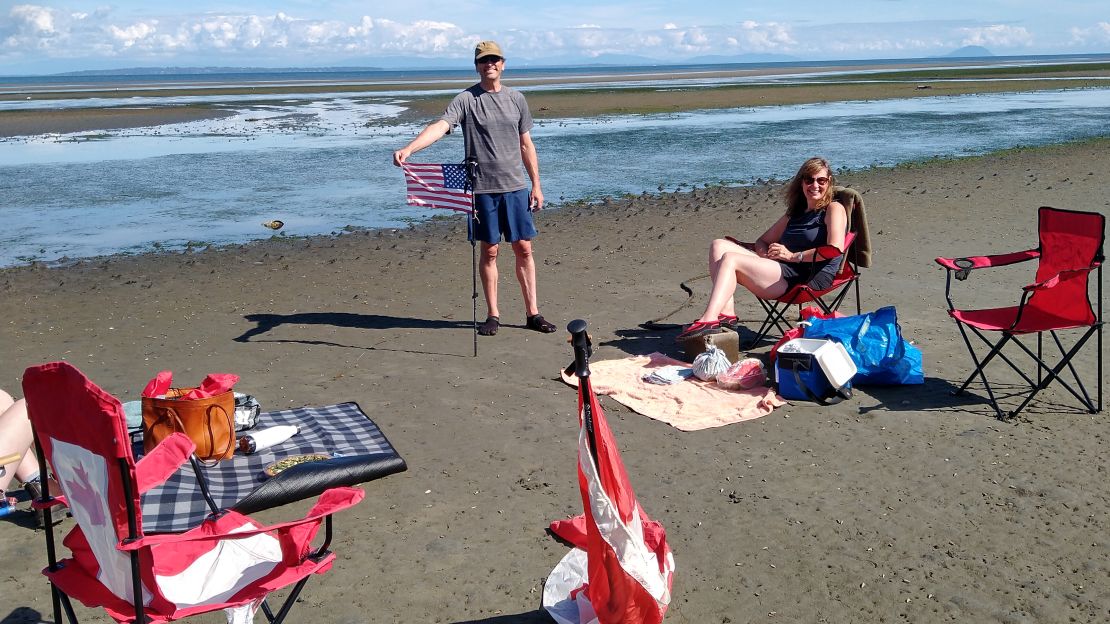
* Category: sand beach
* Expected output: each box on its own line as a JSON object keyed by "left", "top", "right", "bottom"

{"left": 1, "top": 128, "right": 1108, "bottom": 623}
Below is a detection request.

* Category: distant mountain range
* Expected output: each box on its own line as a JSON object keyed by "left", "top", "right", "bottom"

{"left": 945, "top": 45, "right": 994, "bottom": 58}
{"left": 49, "top": 46, "right": 1015, "bottom": 77}
{"left": 56, "top": 66, "right": 387, "bottom": 76}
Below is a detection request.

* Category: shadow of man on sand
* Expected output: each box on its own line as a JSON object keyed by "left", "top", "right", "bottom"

{"left": 234, "top": 312, "right": 472, "bottom": 343}
{"left": 233, "top": 312, "right": 475, "bottom": 358}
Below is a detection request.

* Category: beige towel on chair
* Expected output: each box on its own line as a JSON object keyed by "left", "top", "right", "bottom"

{"left": 834, "top": 186, "right": 872, "bottom": 269}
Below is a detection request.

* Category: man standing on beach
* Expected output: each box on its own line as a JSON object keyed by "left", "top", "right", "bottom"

{"left": 393, "top": 40, "right": 555, "bottom": 337}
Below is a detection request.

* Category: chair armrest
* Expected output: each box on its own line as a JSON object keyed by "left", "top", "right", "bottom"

{"left": 935, "top": 249, "right": 1039, "bottom": 271}
{"left": 1022, "top": 267, "right": 1093, "bottom": 292}
{"left": 134, "top": 432, "right": 195, "bottom": 494}
{"left": 120, "top": 486, "right": 365, "bottom": 551}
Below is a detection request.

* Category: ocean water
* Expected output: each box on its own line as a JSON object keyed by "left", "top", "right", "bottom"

{"left": 2, "top": 81, "right": 1109, "bottom": 267}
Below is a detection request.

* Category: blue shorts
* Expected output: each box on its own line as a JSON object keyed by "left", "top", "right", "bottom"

{"left": 779, "top": 257, "right": 843, "bottom": 291}
{"left": 468, "top": 189, "right": 537, "bottom": 244}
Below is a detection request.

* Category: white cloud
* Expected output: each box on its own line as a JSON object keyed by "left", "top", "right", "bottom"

{"left": 0, "top": 6, "right": 1101, "bottom": 71}
{"left": 1068, "top": 22, "right": 1110, "bottom": 45}
{"left": 956, "top": 24, "right": 1033, "bottom": 48}
{"left": 11, "top": 4, "right": 56, "bottom": 34}
{"left": 108, "top": 21, "right": 157, "bottom": 49}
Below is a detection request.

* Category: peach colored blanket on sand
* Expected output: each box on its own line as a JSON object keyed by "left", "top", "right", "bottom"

{"left": 560, "top": 352, "right": 785, "bottom": 431}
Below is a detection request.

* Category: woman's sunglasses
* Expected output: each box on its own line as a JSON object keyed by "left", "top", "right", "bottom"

{"left": 802, "top": 175, "right": 830, "bottom": 186}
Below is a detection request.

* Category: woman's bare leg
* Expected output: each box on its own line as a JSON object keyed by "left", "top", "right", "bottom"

{"left": 0, "top": 399, "right": 36, "bottom": 492}
{"left": 695, "top": 251, "right": 790, "bottom": 323}
{"left": 708, "top": 238, "right": 748, "bottom": 318}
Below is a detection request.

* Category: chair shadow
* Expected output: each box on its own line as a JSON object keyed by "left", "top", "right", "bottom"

{"left": 855, "top": 377, "right": 987, "bottom": 416}
{"left": 1, "top": 607, "right": 47, "bottom": 624}
{"left": 602, "top": 326, "right": 684, "bottom": 359}
{"left": 233, "top": 312, "right": 475, "bottom": 358}
{"left": 451, "top": 611, "right": 553, "bottom": 624}
{"left": 606, "top": 323, "right": 777, "bottom": 361}
{"left": 852, "top": 376, "right": 1093, "bottom": 420}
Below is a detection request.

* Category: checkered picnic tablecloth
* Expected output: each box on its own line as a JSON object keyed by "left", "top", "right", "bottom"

{"left": 138, "top": 402, "right": 402, "bottom": 534}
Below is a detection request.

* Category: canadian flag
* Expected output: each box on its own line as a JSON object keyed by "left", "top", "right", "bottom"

{"left": 544, "top": 385, "right": 675, "bottom": 624}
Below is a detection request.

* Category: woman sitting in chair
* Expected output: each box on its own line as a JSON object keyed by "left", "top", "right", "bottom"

{"left": 677, "top": 156, "right": 847, "bottom": 341}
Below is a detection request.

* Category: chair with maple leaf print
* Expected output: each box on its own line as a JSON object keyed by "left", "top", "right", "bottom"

{"left": 22, "top": 361, "right": 365, "bottom": 624}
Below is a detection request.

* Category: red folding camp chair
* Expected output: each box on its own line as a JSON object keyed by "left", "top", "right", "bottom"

{"left": 746, "top": 186, "right": 869, "bottom": 347}
{"left": 22, "top": 362, "right": 365, "bottom": 624}
{"left": 935, "top": 206, "right": 1105, "bottom": 419}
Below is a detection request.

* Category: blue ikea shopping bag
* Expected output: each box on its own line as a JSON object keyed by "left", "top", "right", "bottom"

{"left": 803, "top": 306, "right": 924, "bottom": 385}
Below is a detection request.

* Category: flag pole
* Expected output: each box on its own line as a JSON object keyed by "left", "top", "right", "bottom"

{"left": 567, "top": 319, "right": 599, "bottom": 466}
{"left": 465, "top": 158, "right": 479, "bottom": 357}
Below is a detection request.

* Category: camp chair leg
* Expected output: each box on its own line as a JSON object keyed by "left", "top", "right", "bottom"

{"left": 1008, "top": 327, "right": 1100, "bottom": 417}
{"left": 267, "top": 576, "right": 313, "bottom": 624}
{"left": 50, "top": 585, "right": 62, "bottom": 624}
{"left": 1049, "top": 330, "right": 1096, "bottom": 409}
{"left": 1098, "top": 320, "right": 1104, "bottom": 413}
{"left": 957, "top": 322, "right": 1101, "bottom": 418}
{"left": 1036, "top": 333, "right": 1043, "bottom": 387}
{"left": 966, "top": 327, "right": 1046, "bottom": 390}
{"left": 952, "top": 324, "right": 1010, "bottom": 419}
{"left": 953, "top": 327, "right": 1011, "bottom": 393}
{"left": 1003, "top": 327, "right": 1098, "bottom": 414}
{"left": 51, "top": 586, "right": 79, "bottom": 624}
{"left": 748, "top": 298, "right": 792, "bottom": 347}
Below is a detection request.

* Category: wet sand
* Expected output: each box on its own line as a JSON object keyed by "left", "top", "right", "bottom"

{"left": 1, "top": 138, "right": 1108, "bottom": 623}
{"left": 3, "top": 59, "right": 1109, "bottom": 136}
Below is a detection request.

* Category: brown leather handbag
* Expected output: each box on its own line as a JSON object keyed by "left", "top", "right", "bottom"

{"left": 142, "top": 388, "right": 236, "bottom": 462}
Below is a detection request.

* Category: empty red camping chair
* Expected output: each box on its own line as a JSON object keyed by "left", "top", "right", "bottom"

{"left": 935, "top": 206, "right": 1104, "bottom": 419}
{"left": 22, "top": 361, "right": 365, "bottom": 624}
{"left": 746, "top": 186, "right": 870, "bottom": 346}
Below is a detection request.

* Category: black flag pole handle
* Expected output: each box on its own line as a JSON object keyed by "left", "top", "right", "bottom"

{"left": 567, "top": 319, "right": 599, "bottom": 466}
{"left": 465, "top": 158, "right": 479, "bottom": 358}
{"left": 567, "top": 318, "right": 592, "bottom": 379}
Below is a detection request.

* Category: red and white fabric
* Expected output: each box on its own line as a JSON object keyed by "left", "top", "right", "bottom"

{"left": 23, "top": 362, "right": 364, "bottom": 623}
{"left": 544, "top": 386, "right": 675, "bottom": 624}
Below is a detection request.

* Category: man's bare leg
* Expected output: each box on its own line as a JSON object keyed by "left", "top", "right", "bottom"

{"left": 477, "top": 242, "right": 502, "bottom": 335}
{"left": 512, "top": 239, "right": 539, "bottom": 317}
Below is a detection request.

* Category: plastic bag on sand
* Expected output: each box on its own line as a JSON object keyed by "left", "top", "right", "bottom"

{"left": 804, "top": 306, "right": 924, "bottom": 385}
{"left": 543, "top": 549, "right": 599, "bottom": 624}
{"left": 716, "top": 358, "right": 767, "bottom": 390}
{"left": 692, "top": 344, "right": 731, "bottom": 381}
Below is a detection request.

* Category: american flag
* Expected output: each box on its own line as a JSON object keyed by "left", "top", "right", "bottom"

{"left": 402, "top": 162, "right": 473, "bottom": 213}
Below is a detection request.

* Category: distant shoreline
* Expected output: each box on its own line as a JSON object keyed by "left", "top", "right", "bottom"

{"left": 2, "top": 59, "right": 1109, "bottom": 137}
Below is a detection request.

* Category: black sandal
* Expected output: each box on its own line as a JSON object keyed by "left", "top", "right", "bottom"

{"left": 478, "top": 316, "right": 500, "bottom": 336}
{"left": 526, "top": 314, "right": 557, "bottom": 333}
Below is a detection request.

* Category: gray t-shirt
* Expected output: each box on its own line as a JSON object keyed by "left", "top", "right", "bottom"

{"left": 440, "top": 84, "right": 534, "bottom": 194}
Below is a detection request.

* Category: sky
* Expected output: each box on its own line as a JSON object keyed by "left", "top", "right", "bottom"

{"left": 1, "top": 1, "right": 1109, "bottom": 74}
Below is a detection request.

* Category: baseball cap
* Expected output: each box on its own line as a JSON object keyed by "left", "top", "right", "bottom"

{"left": 474, "top": 40, "right": 504, "bottom": 60}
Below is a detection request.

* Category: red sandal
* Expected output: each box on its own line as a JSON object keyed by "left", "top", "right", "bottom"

{"left": 717, "top": 314, "right": 739, "bottom": 330}
{"left": 675, "top": 320, "right": 720, "bottom": 342}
